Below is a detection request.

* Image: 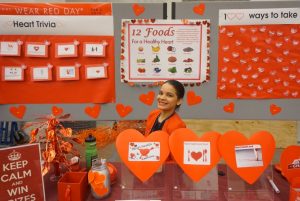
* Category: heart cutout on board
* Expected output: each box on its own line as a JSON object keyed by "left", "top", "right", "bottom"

{"left": 34, "top": 46, "right": 39, "bottom": 51}
{"left": 116, "top": 104, "right": 133, "bottom": 118}
{"left": 270, "top": 104, "right": 281, "bottom": 115}
{"left": 218, "top": 130, "right": 275, "bottom": 184}
{"left": 85, "top": 104, "right": 101, "bottom": 119}
{"left": 187, "top": 91, "right": 202, "bottom": 106}
{"left": 223, "top": 102, "right": 234, "bottom": 113}
{"left": 132, "top": 3, "right": 145, "bottom": 16}
{"left": 116, "top": 129, "right": 170, "bottom": 182}
{"left": 52, "top": 106, "right": 63, "bottom": 116}
{"left": 193, "top": 3, "right": 206, "bottom": 16}
{"left": 280, "top": 145, "right": 300, "bottom": 183}
{"left": 9, "top": 105, "right": 26, "bottom": 119}
{"left": 139, "top": 91, "right": 155, "bottom": 106}
{"left": 169, "top": 128, "right": 221, "bottom": 182}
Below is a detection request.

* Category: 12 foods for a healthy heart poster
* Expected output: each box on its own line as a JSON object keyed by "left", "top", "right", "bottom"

{"left": 0, "top": 3, "right": 115, "bottom": 104}
{"left": 120, "top": 19, "right": 210, "bottom": 84}
{"left": 218, "top": 8, "right": 300, "bottom": 99}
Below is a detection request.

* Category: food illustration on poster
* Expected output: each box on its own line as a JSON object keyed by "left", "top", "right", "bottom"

{"left": 121, "top": 19, "right": 210, "bottom": 84}
{"left": 218, "top": 8, "right": 300, "bottom": 99}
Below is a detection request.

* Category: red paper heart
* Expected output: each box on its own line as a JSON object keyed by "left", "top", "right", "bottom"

{"left": 193, "top": 3, "right": 206, "bottom": 15}
{"left": 116, "top": 104, "right": 133, "bottom": 118}
{"left": 52, "top": 106, "right": 63, "bottom": 116}
{"left": 139, "top": 91, "right": 155, "bottom": 106}
{"left": 85, "top": 105, "right": 101, "bottom": 119}
{"left": 224, "top": 102, "right": 234, "bottom": 113}
{"left": 187, "top": 91, "right": 202, "bottom": 106}
{"left": 34, "top": 46, "right": 39, "bottom": 51}
{"left": 64, "top": 47, "right": 69, "bottom": 51}
{"left": 191, "top": 151, "right": 202, "bottom": 161}
{"left": 270, "top": 104, "right": 281, "bottom": 115}
{"left": 169, "top": 128, "right": 221, "bottom": 182}
{"left": 9, "top": 105, "right": 26, "bottom": 119}
{"left": 218, "top": 130, "right": 275, "bottom": 184}
{"left": 132, "top": 3, "right": 145, "bottom": 16}
{"left": 116, "top": 129, "right": 170, "bottom": 182}
{"left": 280, "top": 145, "right": 300, "bottom": 183}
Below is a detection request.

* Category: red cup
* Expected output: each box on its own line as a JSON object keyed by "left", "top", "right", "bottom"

{"left": 58, "top": 172, "right": 88, "bottom": 201}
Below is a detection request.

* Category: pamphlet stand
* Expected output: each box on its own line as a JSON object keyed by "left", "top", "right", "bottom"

{"left": 225, "top": 165, "right": 275, "bottom": 201}
{"left": 172, "top": 165, "right": 219, "bottom": 200}
{"left": 119, "top": 163, "right": 169, "bottom": 200}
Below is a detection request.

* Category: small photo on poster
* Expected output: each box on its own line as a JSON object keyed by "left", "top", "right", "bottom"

{"left": 31, "top": 66, "right": 52, "bottom": 81}
{"left": 25, "top": 42, "right": 48, "bottom": 57}
{"left": 0, "top": 41, "right": 21, "bottom": 56}
{"left": 235, "top": 144, "right": 263, "bottom": 168}
{"left": 128, "top": 142, "right": 160, "bottom": 161}
{"left": 85, "top": 64, "right": 107, "bottom": 79}
{"left": 2, "top": 66, "right": 24, "bottom": 81}
{"left": 83, "top": 42, "right": 106, "bottom": 57}
{"left": 57, "top": 66, "right": 79, "bottom": 81}
{"left": 183, "top": 141, "right": 210, "bottom": 165}
{"left": 55, "top": 43, "right": 77, "bottom": 58}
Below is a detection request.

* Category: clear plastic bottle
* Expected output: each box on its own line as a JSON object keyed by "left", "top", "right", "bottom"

{"left": 89, "top": 158, "right": 111, "bottom": 199}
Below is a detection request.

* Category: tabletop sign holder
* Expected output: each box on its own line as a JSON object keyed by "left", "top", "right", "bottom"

{"left": 172, "top": 165, "right": 219, "bottom": 200}
{"left": 225, "top": 165, "right": 275, "bottom": 201}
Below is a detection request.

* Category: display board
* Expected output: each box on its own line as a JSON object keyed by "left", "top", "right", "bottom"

{"left": 0, "top": 1, "right": 299, "bottom": 121}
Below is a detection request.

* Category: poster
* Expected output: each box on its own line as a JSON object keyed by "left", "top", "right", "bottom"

{"left": 0, "top": 144, "right": 45, "bottom": 201}
{"left": 218, "top": 8, "right": 300, "bottom": 99}
{"left": 0, "top": 3, "right": 115, "bottom": 104}
{"left": 121, "top": 19, "right": 210, "bottom": 84}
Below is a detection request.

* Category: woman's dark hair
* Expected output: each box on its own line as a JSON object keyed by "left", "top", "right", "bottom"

{"left": 164, "top": 80, "right": 185, "bottom": 109}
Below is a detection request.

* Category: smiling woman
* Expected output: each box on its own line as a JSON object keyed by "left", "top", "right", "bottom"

{"left": 144, "top": 80, "right": 186, "bottom": 136}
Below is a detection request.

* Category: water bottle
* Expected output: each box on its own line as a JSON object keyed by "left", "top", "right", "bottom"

{"left": 89, "top": 158, "right": 111, "bottom": 199}
{"left": 85, "top": 134, "right": 98, "bottom": 170}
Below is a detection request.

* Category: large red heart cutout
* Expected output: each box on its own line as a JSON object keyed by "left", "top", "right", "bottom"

{"left": 132, "top": 4, "right": 145, "bottom": 16}
{"left": 193, "top": 3, "right": 206, "bottom": 16}
{"left": 139, "top": 91, "right": 155, "bottom": 106}
{"left": 116, "top": 129, "right": 170, "bottom": 182}
{"left": 186, "top": 91, "right": 202, "bottom": 106}
{"left": 169, "top": 128, "right": 221, "bottom": 182}
{"left": 85, "top": 104, "right": 101, "bottom": 119}
{"left": 9, "top": 105, "right": 26, "bottom": 119}
{"left": 116, "top": 104, "right": 133, "bottom": 118}
{"left": 218, "top": 131, "right": 275, "bottom": 184}
{"left": 52, "top": 106, "right": 63, "bottom": 116}
{"left": 280, "top": 145, "right": 300, "bottom": 183}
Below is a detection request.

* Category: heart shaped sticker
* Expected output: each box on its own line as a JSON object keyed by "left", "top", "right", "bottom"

{"left": 116, "top": 129, "right": 170, "bottom": 182}
{"left": 169, "top": 128, "right": 221, "bottom": 182}
{"left": 218, "top": 130, "right": 275, "bottom": 184}
{"left": 270, "top": 104, "right": 281, "bottom": 115}
{"left": 85, "top": 104, "right": 101, "bottom": 119}
{"left": 193, "top": 3, "right": 206, "bottom": 16}
{"left": 139, "top": 91, "right": 155, "bottom": 106}
{"left": 116, "top": 104, "right": 133, "bottom": 118}
{"left": 187, "top": 91, "right": 202, "bottom": 106}
{"left": 52, "top": 106, "right": 63, "bottom": 116}
{"left": 223, "top": 102, "right": 235, "bottom": 113}
{"left": 9, "top": 105, "right": 26, "bottom": 119}
{"left": 132, "top": 3, "right": 145, "bottom": 16}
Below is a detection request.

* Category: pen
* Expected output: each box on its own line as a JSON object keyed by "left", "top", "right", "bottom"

{"left": 267, "top": 176, "right": 280, "bottom": 193}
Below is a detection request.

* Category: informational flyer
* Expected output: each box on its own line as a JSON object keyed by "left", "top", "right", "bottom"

{"left": 0, "top": 144, "right": 45, "bottom": 201}
{"left": 218, "top": 8, "right": 300, "bottom": 99}
{"left": 121, "top": 19, "right": 210, "bottom": 83}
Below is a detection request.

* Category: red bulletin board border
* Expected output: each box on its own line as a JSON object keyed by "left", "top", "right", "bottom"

{"left": 0, "top": 35, "right": 115, "bottom": 104}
